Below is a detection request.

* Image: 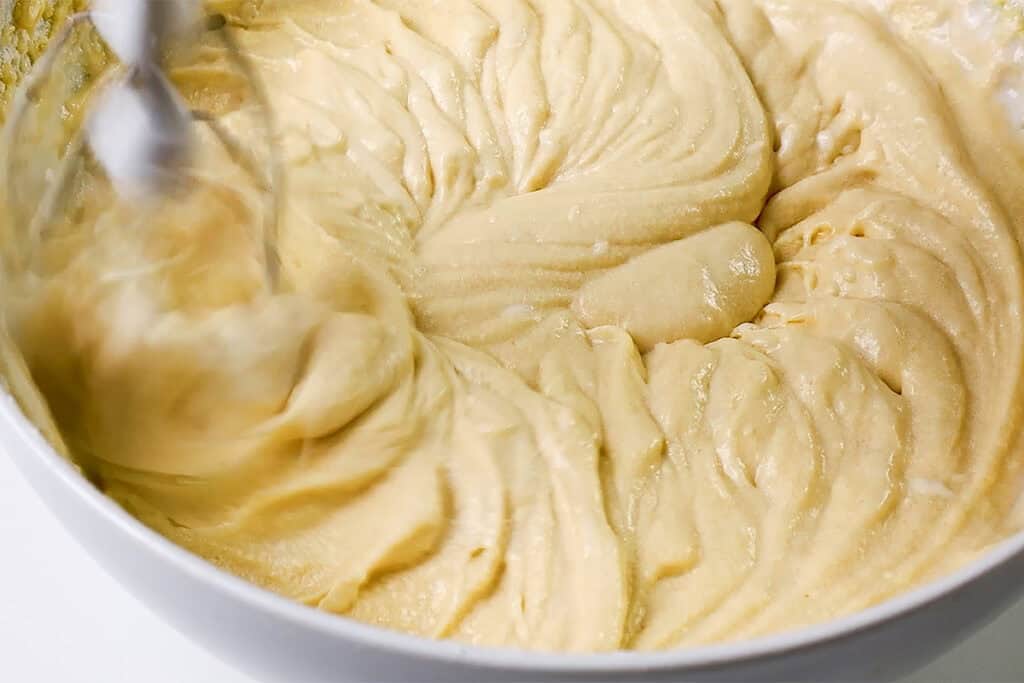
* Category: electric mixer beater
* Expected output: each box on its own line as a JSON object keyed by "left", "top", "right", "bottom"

{"left": 1, "top": 0, "right": 283, "bottom": 288}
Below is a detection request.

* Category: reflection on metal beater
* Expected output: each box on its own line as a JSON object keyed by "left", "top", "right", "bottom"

{"left": 2, "top": 0, "right": 283, "bottom": 288}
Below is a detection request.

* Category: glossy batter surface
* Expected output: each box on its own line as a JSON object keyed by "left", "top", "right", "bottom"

{"left": 5, "top": 0, "right": 1024, "bottom": 651}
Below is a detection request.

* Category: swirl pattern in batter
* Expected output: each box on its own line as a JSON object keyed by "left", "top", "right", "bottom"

{"left": 6, "top": 0, "right": 1024, "bottom": 651}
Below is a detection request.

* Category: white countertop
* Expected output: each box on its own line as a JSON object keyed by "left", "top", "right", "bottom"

{"left": 2, "top": 450, "right": 1022, "bottom": 683}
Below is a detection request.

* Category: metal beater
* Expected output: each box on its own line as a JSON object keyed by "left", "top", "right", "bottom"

{"left": 2, "top": 0, "right": 282, "bottom": 287}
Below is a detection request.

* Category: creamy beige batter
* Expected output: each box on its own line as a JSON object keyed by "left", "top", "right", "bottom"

{"left": 4, "top": 0, "right": 1024, "bottom": 652}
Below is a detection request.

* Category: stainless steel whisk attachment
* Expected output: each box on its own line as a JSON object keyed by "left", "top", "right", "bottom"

{"left": 2, "top": 0, "right": 283, "bottom": 288}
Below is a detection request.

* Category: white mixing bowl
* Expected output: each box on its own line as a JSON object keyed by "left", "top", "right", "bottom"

{"left": 6, "top": 2, "right": 1024, "bottom": 680}
{"left": 3, "top": 387, "right": 1024, "bottom": 683}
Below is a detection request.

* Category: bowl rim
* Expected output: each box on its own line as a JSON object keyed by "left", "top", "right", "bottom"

{"left": 5, "top": 390, "right": 1024, "bottom": 675}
